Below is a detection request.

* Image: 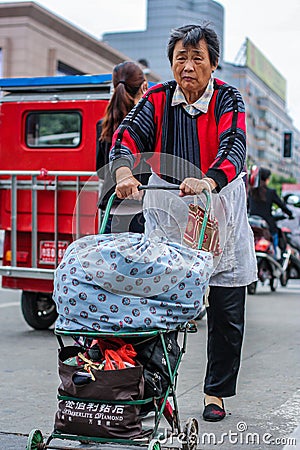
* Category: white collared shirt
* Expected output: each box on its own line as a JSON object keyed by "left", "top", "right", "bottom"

{"left": 171, "top": 76, "right": 214, "bottom": 116}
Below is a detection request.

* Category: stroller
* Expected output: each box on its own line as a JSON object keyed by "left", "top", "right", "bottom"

{"left": 26, "top": 186, "right": 214, "bottom": 450}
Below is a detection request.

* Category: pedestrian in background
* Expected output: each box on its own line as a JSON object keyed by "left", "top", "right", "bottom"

{"left": 96, "top": 61, "right": 149, "bottom": 233}
{"left": 248, "top": 167, "right": 293, "bottom": 259}
{"left": 109, "top": 24, "right": 257, "bottom": 421}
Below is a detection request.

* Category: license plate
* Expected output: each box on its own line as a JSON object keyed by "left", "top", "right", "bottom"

{"left": 39, "top": 240, "right": 69, "bottom": 264}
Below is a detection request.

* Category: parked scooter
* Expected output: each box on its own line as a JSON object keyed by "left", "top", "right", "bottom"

{"left": 281, "top": 227, "right": 300, "bottom": 280}
{"left": 247, "top": 214, "right": 292, "bottom": 294}
{"left": 273, "top": 208, "right": 300, "bottom": 281}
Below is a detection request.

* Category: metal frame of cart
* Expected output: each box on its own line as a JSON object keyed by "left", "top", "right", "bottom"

{"left": 26, "top": 187, "right": 211, "bottom": 450}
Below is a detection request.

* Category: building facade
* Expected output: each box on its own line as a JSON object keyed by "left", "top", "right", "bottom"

{"left": 103, "top": 0, "right": 224, "bottom": 82}
{"left": 103, "top": 0, "right": 300, "bottom": 182}
{"left": 0, "top": 2, "right": 160, "bottom": 82}
{"left": 219, "top": 43, "right": 300, "bottom": 181}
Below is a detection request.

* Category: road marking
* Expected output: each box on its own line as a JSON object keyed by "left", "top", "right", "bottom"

{"left": 265, "top": 389, "right": 300, "bottom": 436}
{"left": 0, "top": 302, "right": 19, "bottom": 308}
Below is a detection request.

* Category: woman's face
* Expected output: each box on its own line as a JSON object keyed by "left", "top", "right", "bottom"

{"left": 171, "top": 39, "right": 218, "bottom": 104}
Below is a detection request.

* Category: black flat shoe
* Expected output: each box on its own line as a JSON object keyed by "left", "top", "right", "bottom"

{"left": 203, "top": 399, "right": 226, "bottom": 422}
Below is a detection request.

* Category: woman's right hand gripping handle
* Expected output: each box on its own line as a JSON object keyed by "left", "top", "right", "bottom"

{"left": 115, "top": 167, "right": 143, "bottom": 201}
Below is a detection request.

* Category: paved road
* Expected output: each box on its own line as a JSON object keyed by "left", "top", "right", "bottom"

{"left": 0, "top": 279, "right": 299, "bottom": 449}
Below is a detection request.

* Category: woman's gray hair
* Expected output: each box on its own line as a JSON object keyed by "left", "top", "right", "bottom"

{"left": 167, "top": 24, "right": 220, "bottom": 66}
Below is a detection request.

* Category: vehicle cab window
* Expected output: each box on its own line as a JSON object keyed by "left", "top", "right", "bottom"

{"left": 26, "top": 111, "right": 81, "bottom": 148}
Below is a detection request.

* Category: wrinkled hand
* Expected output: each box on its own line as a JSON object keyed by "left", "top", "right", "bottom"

{"left": 115, "top": 167, "right": 143, "bottom": 200}
{"left": 179, "top": 177, "right": 217, "bottom": 197}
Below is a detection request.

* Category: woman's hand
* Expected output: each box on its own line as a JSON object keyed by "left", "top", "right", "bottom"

{"left": 115, "top": 167, "right": 143, "bottom": 200}
{"left": 179, "top": 177, "right": 217, "bottom": 196}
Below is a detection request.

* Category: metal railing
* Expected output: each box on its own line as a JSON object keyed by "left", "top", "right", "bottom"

{"left": 0, "top": 170, "right": 101, "bottom": 279}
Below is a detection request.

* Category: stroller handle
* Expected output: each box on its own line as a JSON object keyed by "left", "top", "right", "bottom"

{"left": 138, "top": 184, "right": 180, "bottom": 190}
{"left": 99, "top": 186, "right": 211, "bottom": 250}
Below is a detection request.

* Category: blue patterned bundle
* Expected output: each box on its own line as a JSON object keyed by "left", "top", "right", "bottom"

{"left": 53, "top": 233, "right": 213, "bottom": 332}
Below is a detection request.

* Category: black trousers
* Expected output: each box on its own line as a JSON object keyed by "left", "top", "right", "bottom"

{"left": 204, "top": 285, "right": 246, "bottom": 398}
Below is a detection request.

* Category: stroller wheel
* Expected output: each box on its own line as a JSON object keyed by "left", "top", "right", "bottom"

{"left": 148, "top": 438, "right": 161, "bottom": 449}
{"left": 26, "top": 429, "right": 45, "bottom": 449}
{"left": 182, "top": 417, "right": 199, "bottom": 450}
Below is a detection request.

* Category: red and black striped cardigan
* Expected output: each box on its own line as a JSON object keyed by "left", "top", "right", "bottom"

{"left": 110, "top": 78, "right": 246, "bottom": 191}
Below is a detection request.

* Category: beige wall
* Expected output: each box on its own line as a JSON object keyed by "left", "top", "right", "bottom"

{"left": 0, "top": 17, "right": 122, "bottom": 77}
{"left": 0, "top": 36, "right": 12, "bottom": 77}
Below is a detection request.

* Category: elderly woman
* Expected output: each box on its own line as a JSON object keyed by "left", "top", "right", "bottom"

{"left": 109, "top": 24, "right": 257, "bottom": 421}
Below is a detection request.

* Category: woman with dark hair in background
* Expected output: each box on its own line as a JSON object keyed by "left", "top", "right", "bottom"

{"left": 96, "top": 61, "right": 149, "bottom": 233}
{"left": 248, "top": 167, "right": 293, "bottom": 258}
